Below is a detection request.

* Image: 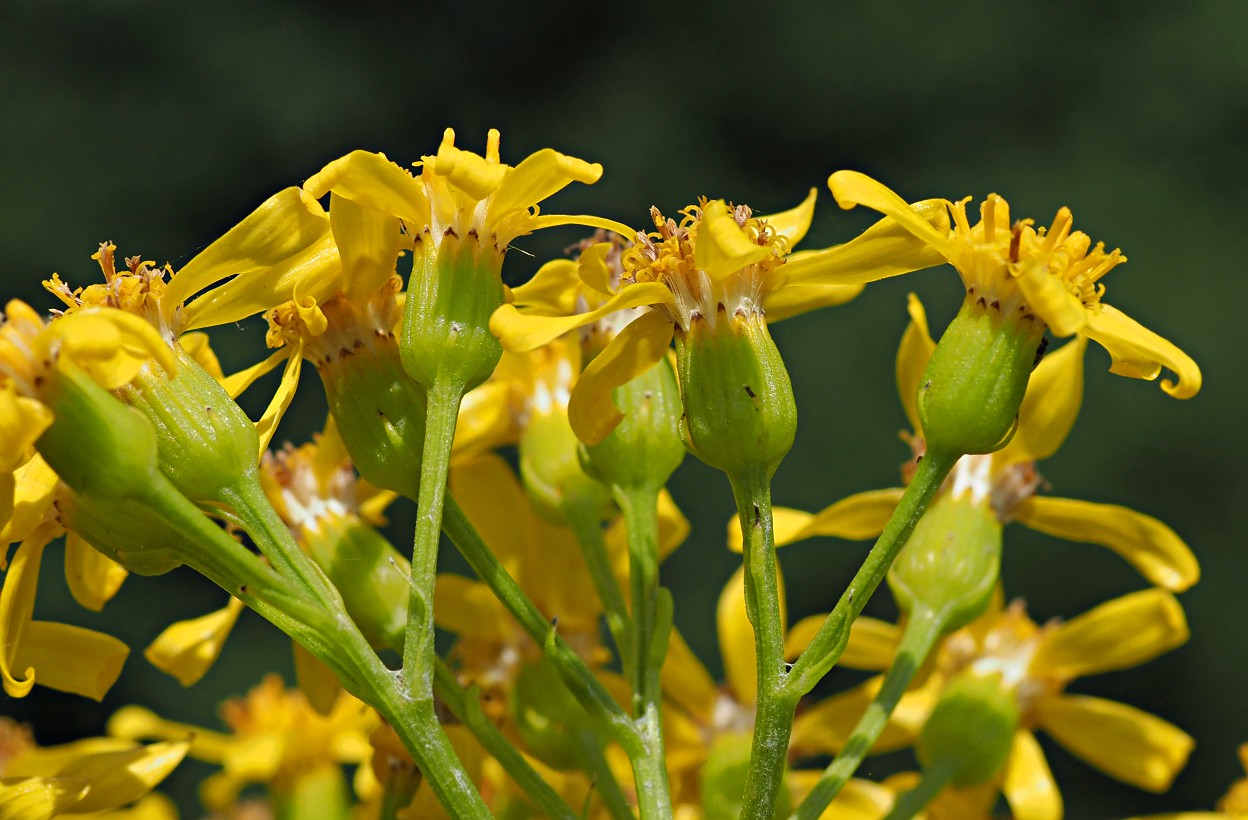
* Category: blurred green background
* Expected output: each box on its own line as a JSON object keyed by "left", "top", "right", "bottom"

{"left": 2, "top": 1, "right": 1245, "bottom": 817}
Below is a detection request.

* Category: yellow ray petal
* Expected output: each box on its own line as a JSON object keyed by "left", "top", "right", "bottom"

{"left": 144, "top": 597, "right": 245, "bottom": 687}
{"left": 448, "top": 453, "right": 532, "bottom": 574}
{"left": 176, "top": 332, "right": 226, "bottom": 384}
{"left": 1, "top": 534, "right": 52, "bottom": 698}
{"left": 1014, "top": 256, "right": 1089, "bottom": 337}
{"left": 1081, "top": 303, "right": 1201, "bottom": 398}
{"left": 330, "top": 196, "right": 403, "bottom": 302}
{"left": 656, "top": 488, "right": 690, "bottom": 561}
{"left": 64, "top": 532, "right": 129, "bottom": 612}
{"left": 0, "top": 777, "right": 88, "bottom": 819}
{"left": 487, "top": 148, "right": 603, "bottom": 227}
{"left": 782, "top": 490, "right": 905, "bottom": 548}
{"left": 293, "top": 640, "right": 342, "bottom": 717}
{"left": 998, "top": 336, "right": 1086, "bottom": 466}
{"left": 1035, "top": 694, "right": 1193, "bottom": 792}
{"left": 695, "top": 199, "right": 775, "bottom": 282}
{"left": 717, "top": 564, "right": 786, "bottom": 706}
{"left": 660, "top": 628, "right": 718, "bottom": 723}
{"left": 489, "top": 281, "right": 675, "bottom": 353}
{"left": 13, "top": 621, "right": 129, "bottom": 701}
{"left": 760, "top": 282, "right": 865, "bottom": 323}
{"left": 510, "top": 259, "right": 583, "bottom": 315}
{"left": 54, "top": 740, "right": 189, "bottom": 813}
{"left": 106, "top": 706, "right": 234, "bottom": 764}
{"left": 0, "top": 389, "right": 52, "bottom": 476}
{"left": 783, "top": 196, "right": 951, "bottom": 289}
{"left": 221, "top": 347, "right": 291, "bottom": 401}
{"left": 896, "top": 293, "right": 935, "bottom": 434}
{"left": 789, "top": 676, "right": 918, "bottom": 758}
{"left": 433, "top": 574, "right": 514, "bottom": 643}
{"left": 87, "top": 791, "right": 179, "bottom": 819}
{"left": 1012, "top": 496, "right": 1198, "bottom": 591}
{"left": 1031, "top": 589, "right": 1187, "bottom": 680}
{"left": 727, "top": 506, "right": 808, "bottom": 552}
{"left": 304, "top": 150, "right": 430, "bottom": 227}
{"left": 454, "top": 379, "right": 515, "bottom": 458}
{"left": 1, "top": 454, "right": 59, "bottom": 546}
{"left": 764, "top": 188, "right": 819, "bottom": 249}
{"left": 786, "top": 614, "right": 901, "bottom": 670}
{"left": 254, "top": 349, "right": 303, "bottom": 457}
{"left": 828, "top": 172, "right": 955, "bottom": 256}
{"left": 574, "top": 242, "right": 615, "bottom": 296}
{"left": 527, "top": 213, "right": 637, "bottom": 238}
{"left": 430, "top": 133, "right": 509, "bottom": 200}
{"left": 1003, "top": 729, "right": 1062, "bottom": 820}
{"left": 786, "top": 770, "right": 895, "bottom": 820}
{"left": 567, "top": 310, "right": 674, "bottom": 445}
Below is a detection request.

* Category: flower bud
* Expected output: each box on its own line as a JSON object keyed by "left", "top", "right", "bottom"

{"left": 303, "top": 516, "right": 410, "bottom": 650}
{"left": 675, "top": 312, "right": 796, "bottom": 479}
{"left": 916, "top": 669, "right": 1019, "bottom": 787}
{"left": 580, "top": 355, "right": 685, "bottom": 493}
{"left": 918, "top": 295, "right": 1045, "bottom": 456}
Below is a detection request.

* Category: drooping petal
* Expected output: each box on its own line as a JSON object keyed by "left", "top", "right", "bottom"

{"left": 786, "top": 614, "right": 901, "bottom": 670}
{"left": 509, "top": 259, "right": 583, "bottom": 315}
{"left": 487, "top": 148, "right": 603, "bottom": 228}
{"left": 760, "top": 282, "right": 865, "bottom": 323}
{"left": 13, "top": 621, "right": 129, "bottom": 701}
{"left": 567, "top": 310, "right": 674, "bottom": 445}
{"left": 660, "top": 628, "right": 719, "bottom": 723}
{"left": 53, "top": 740, "right": 189, "bottom": 813}
{"left": 527, "top": 213, "right": 637, "bottom": 238}
{"left": 695, "top": 200, "right": 775, "bottom": 282}
{"left": 490, "top": 281, "right": 675, "bottom": 353}
{"left": 779, "top": 490, "right": 904, "bottom": 547}
{"left": 64, "top": 532, "right": 128, "bottom": 612}
{"left": 254, "top": 348, "right": 303, "bottom": 457}
{"left": 896, "top": 293, "right": 935, "bottom": 434}
{"left": 0, "top": 777, "right": 88, "bottom": 819}
{"left": 106, "top": 706, "right": 234, "bottom": 764}
{"left": 177, "top": 332, "right": 226, "bottom": 384}
{"left": 764, "top": 188, "right": 818, "bottom": 250}
{"left": 717, "top": 564, "right": 786, "bottom": 707}
{"left": 220, "top": 347, "right": 292, "bottom": 401}
{"left": 304, "top": 150, "right": 430, "bottom": 227}
{"left": 574, "top": 242, "right": 616, "bottom": 297}
{"left": 1035, "top": 694, "right": 1194, "bottom": 791}
{"left": 1, "top": 534, "right": 51, "bottom": 697}
{"left": 330, "top": 196, "right": 403, "bottom": 302}
{"left": 1031, "top": 589, "right": 1187, "bottom": 680}
{"left": 1014, "top": 258, "right": 1088, "bottom": 338}
{"left": 1081, "top": 303, "right": 1201, "bottom": 398}
{"left": 1002, "top": 729, "right": 1062, "bottom": 820}
{"left": 0, "top": 454, "right": 59, "bottom": 546}
{"left": 1012, "top": 496, "right": 1198, "bottom": 591}
{"left": 144, "top": 597, "right": 245, "bottom": 687}
{"left": 998, "top": 336, "right": 1086, "bottom": 466}
{"left": 0, "top": 388, "right": 52, "bottom": 476}
{"left": 827, "top": 173, "right": 956, "bottom": 258}
{"left": 433, "top": 574, "right": 514, "bottom": 643}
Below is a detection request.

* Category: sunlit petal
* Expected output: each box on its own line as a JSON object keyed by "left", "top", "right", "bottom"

{"left": 1081, "top": 303, "right": 1201, "bottom": 399}
{"left": 694, "top": 200, "right": 775, "bottom": 282}
{"left": 998, "top": 336, "right": 1086, "bottom": 466}
{"left": 1031, "top": 589, "right": 1187, "bottom": 680}
{"left": 896, "top": 293, "right": 935, "bottom": 434}
{"left": 53, "top": 740, "right": 189, "bottom": 813}
{"left": 14, "top": 621, "right": 129, "bottom": 701}
{"left": 761, "top": 282, "right": 865, "bottom": 323}
{"left": 490, "top": 281, "right": 675, "bottom": 353}
{"left": 144, "top": 597, "right": 245, "bottom": 687}
{"left": 488, "top": 148, "right": 603, "bottom": 226}
{"left": 330, "top": 196, "right": 402, "bottom": 301}
{"left": 568, "top": 310, "right": 674, "bottom": 445}
{"left": 64, "top": 532, "right": 129, "bottom": 612}
{"left": 304, "top": 150, "right": 430, "bottom": 226}
{"left": 254, "top": 348, "right": 303, "bottom": 457}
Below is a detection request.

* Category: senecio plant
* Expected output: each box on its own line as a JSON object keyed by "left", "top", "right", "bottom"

{"left": 0, "top": 128, "right": 1228, "bottom": 820}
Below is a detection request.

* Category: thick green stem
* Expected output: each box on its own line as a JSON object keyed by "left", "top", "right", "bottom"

{"left": 563, "top": 499, "right": 632, "bottom": 677}
{"left": 433, "top": 660, "right": 579, "bottom": 820}
{"left": 732, "top": 469, "right": 795, "bottom": 820}
{"left": 789, "top": 607, "right": 946, "bottom": 820}
{"left": 399, "top": 378, "right": 492, "bottom": 818}
{"left": 880, "top": 757, "right": 958, "bottom": 820}
{"left": 442, "top": 497, "right": 645, "bottom": 759}
{"left": 785, "top": 449, "right": 959, "bottom": 697}
{"left": 615, "top": 484, "right": 672, "bottom": 820}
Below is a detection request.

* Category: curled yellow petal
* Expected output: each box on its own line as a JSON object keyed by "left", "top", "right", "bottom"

{"left": 13, "top": 621, "right": 129, "bottom": 701}
{"left": 255, "top": 347, "right": 303, "bottom": 457}
{"left": 54, "top": 740, "right": 189, "bottom": 813}
{"left": 65, "top": 532, "right": 129, "bottom": 612}
{"left": 1003, "top": 729, "right": 1062, "bottom": 820}
{"left": 574, "top": 242, "right": 615, "bottom": 296}
{"left": 304, "top": 151, "right": 430, "bottom": 227}
{"left": 694, "top": 199, "right": 775, "bottom": 282}
{"left": 52, "top": 309, "right": 176, "bottom": 388}
{"left": 896, "top": 293, "right": 935, "bottom": 434}
{"left": 999, "top": 335, "right": 1086, "bottom": 466}
{"left": 1031, "top": 588, "right": 1187, "bottom": 680}
{"left": 764, "top": 188, "right": 818, "bottom": 249}
{"left": 568, "top": 310, "right": 674, "bottom": 445}
{"left": 490, "top": 281, "right": 675, "bottom": 353}
{"left": 487, "top": 148, "right": 603, "bottom": 227}
{"left": 528, "top": 213, "right": 637, "bottom": 238}
{"left": 330, "top": 196, "right": 403, "bottom": 302}
{"left": 1035, "top": 694, "right": 1193, "bottom": 792}
{"left": 828, "top": 172, "right": 956, "bottom": 258}
{"left": 144, "top": 597, "right": 245, "bottom": 687}
{"left": 1081, "top": 303, "right": 1201, "bottom": 398}
{"left": 1013, "top": 496, "right": 1198, "bottom": 591}
{"left": 0, "top": 390, "right": 51, "bottom": 478}
{"left": 1, "top": 534, "right": 51, "bottom": 698}
{"left": 782, "top": 489, "right": 904, "bottom": 547}
{"left": 509, "top": 259, "right": 583, "bottom": 315}
{"left": 1015, "top": 256, "right": 1088, "bottom": 337}
{"left": 430, "top": 134, "right": 509, "bottom": 200}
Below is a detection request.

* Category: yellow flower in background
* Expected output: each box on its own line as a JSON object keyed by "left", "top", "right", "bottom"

{"left": 814, "top": 171, "right": 1201, "bottom": 399}
{"left": 735, "top": 293, "right": 1199, "bottom": 592}
{"left": 793, "top": 591, "right": 1193, "bottom": 819}
{"left": 1123, "top": 744, "right": 1248, "bottom": 820}
{"left": 492, "top": 190, "right": 950, "bottom": 444}
{"left": 0, "top": 716, "right": 185, "bottom": 818}
{"left": 109, "top": 674, "right": 376, "bottom": 813}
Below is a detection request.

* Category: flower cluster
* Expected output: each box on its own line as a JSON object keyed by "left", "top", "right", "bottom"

{"left": 0, "top": 129, "right": 1218, "bottom": 820}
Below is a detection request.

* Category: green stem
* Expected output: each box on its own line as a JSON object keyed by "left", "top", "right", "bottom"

{"left": 577, "top": 734, "right": 638, "bottom": 820}
{"left": 442, "top": 496, "right": 645, "bottom": 759}
{"left": 433, "top": 660, "right": 580, "bottom": 820}
{"left": 615, "top": 484, "right": 672, "bottom": 820}
{"left": 789, "top": 606, "right": 947, "bottom": 820}
{"left": 732, "top": 469, "right": 795, "bottom": 820}
{"left": 563, "top": 499, "right": 632, "bottom": 679}
{"left": 785, "top": 449, "right": 959, "bottom": 697}
{"left": 880, "top": 757, "right": 958, "bottom": 820}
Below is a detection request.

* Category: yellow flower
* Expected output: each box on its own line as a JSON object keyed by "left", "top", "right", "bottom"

{"left": 0, "top": 716, "right": 186, "bottom": 818}
{"left": 813, "top": 171, "right": 1201, "bottom": 399}
{"left": 109, "top": 674, "right": 377, "bottom": 813}
{"left": 735, "top": 293, "right": 1199, "bottom": 592}
{"left": 794, "top": 591, "right": 1193, "bottom": 819}
{"left": 492, "top": 191, "right": 949, "bottom": 444}
{"left": 1124, "top": 744, "right": 1248, "bottom": 819}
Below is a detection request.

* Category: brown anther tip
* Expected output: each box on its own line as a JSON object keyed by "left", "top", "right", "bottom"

{"left": 1009, "top": 222, "right": 1024, "bottom": 263}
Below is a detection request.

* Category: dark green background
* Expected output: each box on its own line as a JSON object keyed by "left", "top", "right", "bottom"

{"left": 2, "top": 1, "right": 1244, "bottom": 817}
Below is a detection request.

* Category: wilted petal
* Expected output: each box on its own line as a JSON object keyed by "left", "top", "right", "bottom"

{"left": 1081, "top": 303, "right": 1201, "bottom": 399}
{"left": 144, "top": 597, "right": 245, "bottom": 687}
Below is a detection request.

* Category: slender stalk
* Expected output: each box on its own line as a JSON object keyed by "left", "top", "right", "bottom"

{"left": 790, "top": 607, "right": 946, "bottom": 820}
{"left": 442, "top": 496, "right": 646, "bottom": 758}
{"left": 577, "top": 735, "right": 638, "bottom": 820}
{"left": 880, "top": 758, "right": 958, "bottom": 820}
{"left": 563, "top": 498, "right": 632, "bottom": 676}
{"left": 433, "top": 660, "right": 580, "bottom": 820}
{"left": 615, "top": 483, "right": 672, "bottom": 820}
{"left": 732, "top": 468, "right": 795, "bottom": 820}
{"left": 785, "top": 449, "right": 959, "bottom": 697}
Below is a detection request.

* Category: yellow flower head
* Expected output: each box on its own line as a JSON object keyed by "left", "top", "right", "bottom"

{"left": 827, "top": 171, "right": 1201, "bottom": 399}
